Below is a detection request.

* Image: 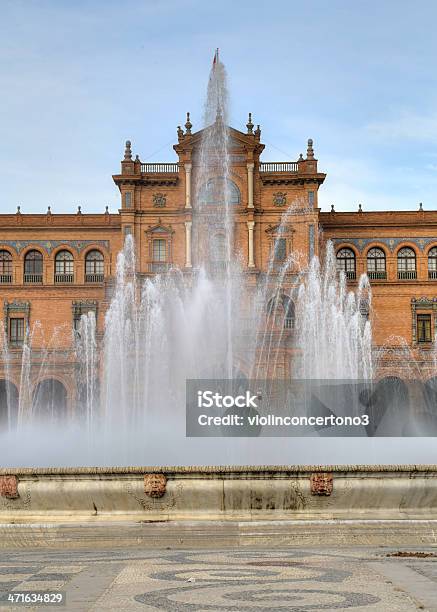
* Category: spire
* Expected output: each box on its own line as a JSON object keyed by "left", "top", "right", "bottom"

{"left": 185, "top": 112, "right": 192, "bottom": 134}
{"left": 306, "top": 138, "right": 314, "bottom": 160}
{"left": 246, "top": 112, "right": 254, "bottom": 134}
{"left": 124, "top": 140, "right": 132, "bottom": 161}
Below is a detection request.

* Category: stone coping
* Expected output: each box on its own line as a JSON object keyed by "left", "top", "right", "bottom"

{"left": 1, "top": 464, "right": 437, "bottom": 476}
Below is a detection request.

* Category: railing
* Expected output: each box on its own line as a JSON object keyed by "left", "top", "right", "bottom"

{"left": 259, "top": 162, "right": 299, "bottom": 173}
{"left": 141, "top": 163, "right": 179, "bottom": 173}
{"left": 0, "top": 274, "right": 12, "bottom": 283}
{"left": 55, "top": 274, "right": 74, "bottom": 284}
{"left": 345, "top": 271, "right": 356, "bottom": 280}
{"left": 398, "top": 270, "right": 417, "bottom": 280}
{"left": 149, "top": 262, "right": 171, "bottom": 274}
{"left": 368, "top": 271, "right": 387, "bottom": 280}
{"left": 85, "top": 273, "right": 104, "bottom": 283}
{"left": 429, "top": 270, "right": 437, "bottom": 280}
{"left": 24, "top": 274, "right": 42, "bottom": 283}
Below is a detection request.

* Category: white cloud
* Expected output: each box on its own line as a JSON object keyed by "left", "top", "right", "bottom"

{"left": 366, "top": 110, "right": 437, "bottom": 143}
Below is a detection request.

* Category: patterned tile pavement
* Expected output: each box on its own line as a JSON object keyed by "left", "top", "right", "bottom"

{"left": 0, "top": 547, "right": 436, "bottom": 610}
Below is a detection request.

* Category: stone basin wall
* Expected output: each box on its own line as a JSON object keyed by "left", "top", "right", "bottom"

{"left": 0, "top": 465, "right": 437, "bottom": 523}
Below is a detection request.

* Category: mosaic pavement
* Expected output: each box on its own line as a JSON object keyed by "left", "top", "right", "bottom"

{"left": 0, "top": 547, "right": 436, "bottom": 611}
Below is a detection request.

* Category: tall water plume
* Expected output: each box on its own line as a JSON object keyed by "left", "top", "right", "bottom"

{"left": 295, "top": 242, "right": 373, "bottom": 380}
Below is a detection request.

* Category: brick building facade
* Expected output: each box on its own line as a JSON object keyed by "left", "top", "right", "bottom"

{"left": 0, "top": 116, "right": 436, "bottom": 414}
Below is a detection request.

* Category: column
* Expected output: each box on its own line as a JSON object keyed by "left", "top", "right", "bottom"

{"left": 247, "top": 221, "right": 255, "bottom": 268}
{"left": 185, "top": 221, "right": 192, "bottom": 267}
{"left": 185, "top": 163, "right": 192, "bottom": 209}
{"left": 247, "top": 162, "right": 254, "bottom": 209}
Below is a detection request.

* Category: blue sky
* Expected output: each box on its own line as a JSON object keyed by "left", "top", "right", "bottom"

{"left": 1, "top": 0, "right": 437, "bottom": 213}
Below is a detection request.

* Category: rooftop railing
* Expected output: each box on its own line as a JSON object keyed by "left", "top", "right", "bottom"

{"left": 259, "top": 162, "right": 299, "bottom": 173}
{"left": 141, "top": 163, "right": 179, "bottom": 173}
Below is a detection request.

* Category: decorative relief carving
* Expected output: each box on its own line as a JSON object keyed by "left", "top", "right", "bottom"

{"left": 0, "top": 475, "right": 19, "bottom": 499}
{"left": 273, "top": 192, "right": 287, "bottom": 207}
{"left": 153, "top": 193, "right": 167, "bottom": 208}
{"left": 331, "top": 237, "right": 437, "bottom": 253}
{"left": 144, "top": 473, "right": 167, "bottom": 498}
{"left": 310, "top": 472, "right": 333, "bottom": 496}
{"left": 0, "top": 240, "right": 109, "bottom": 255}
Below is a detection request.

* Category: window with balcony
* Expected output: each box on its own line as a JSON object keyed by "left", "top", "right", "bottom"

{"left": 367, "top": 247, "right": 386, "bottom": 279}
{"left": 336, "top": 248, "right": 356, "bottom": 280}
{"left": 151, "top": 239, "right": 168, "bottom": 273}
{"left": 24, "top": 250, "right": 43, "bottom": 283}
{"left": 397, "top": 247, "right": 416, "bottom": 280}
{"left": 85, "top": 250, "right": 104, "bottom": 283}
{"left": 267, "top": 294, "right": 295, "bottom": 329}
{"left": 55, "top": 250, "right": 74, "bottom": 283}
{"left": 428, "top": 247, "right": 437, "bottom": 280}
{"left": 0, "top": 250, "right": 12, "bottom": 283}
{"left": 417, "top": 314, "right": 432, "bottom": 343}
{"left": 9, "top": 318, "right": 24, "bottom": 345}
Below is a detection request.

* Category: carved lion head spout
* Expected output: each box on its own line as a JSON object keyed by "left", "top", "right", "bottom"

{"left": 310, "top": 472, "right": 333, "bottom": 496}
{"left": 144, "top": 473, "right": 167, "bottom": 498}
{"left": 0, "top": 475, "right": 19, "bottom": 499}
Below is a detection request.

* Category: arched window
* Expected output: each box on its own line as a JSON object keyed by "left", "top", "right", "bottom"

{"left": 336, "top": 248, "right": 356, "bottom": 279}
{"left": 0, "top": 250, "right": 12, "bottom": 283}
{"left": 85, "top": 250, "right": 104, "bottom": 282}
{"left": 428, "top": 247, "right": 437, "bottom": 279}
{"left": 267, "top": 295, "right": 295, "bottom": 329}
{"left": 199, "top": 177, "right": 240, "bottom": 207}
{"left": 367, "top": 247, "right": 386, "bottom": 280}
{"left": 397, "top": 247, "right": 416, "bottom": 280}
{"left": 55, "top": 250, "right": 74, "bottom": 283}
{"left": 24, "top": 250, "right": 43, "bottom": 283}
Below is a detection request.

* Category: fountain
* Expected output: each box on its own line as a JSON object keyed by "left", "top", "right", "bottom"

{"left": 0, "top": 64, "right": 436, "bottom": 542}
{"left": 1, "top": 52, "right": 437, "bottom": 506}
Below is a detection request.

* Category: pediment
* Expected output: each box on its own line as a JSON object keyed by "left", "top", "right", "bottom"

{"left": 146, "top": 220, "right": 174, "bottom": 235}
{"left": 265, "top": 223, "right": 294, "bottom": 235}
{"left": 174, "top": 125, "right": 265, "bottom": 156}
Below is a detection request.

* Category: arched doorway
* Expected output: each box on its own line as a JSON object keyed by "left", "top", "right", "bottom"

{"left": 0, "top": 380, "right": 18, "bottom": 428}
{"left": 267, "top": 294, "right": 295, "bottom": 329}
{"left": 32, "top": 379, "right": 67, "bottom": 422}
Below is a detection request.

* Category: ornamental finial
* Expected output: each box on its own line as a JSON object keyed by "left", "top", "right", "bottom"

{"left": 185, "top": 112, "right": 192, "bottom": 134}
{"left": 124, "top": 140, "right": 132, "bottom": 161}
{"left": 306, "top": 138, "right": 314, "bottom": 160}
{"left": 246, "top": 112, "right": 254, "bottom": 134}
